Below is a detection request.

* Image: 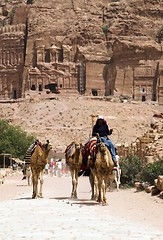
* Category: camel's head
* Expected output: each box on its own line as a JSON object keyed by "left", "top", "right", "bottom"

{"left": 74, "top": 141, "right": 82, "bottom": 150}
{"left": 65, "top": 141, "right": 82, "bottom": 161}
{"left": 97, "top": 141, "right": 106, "bottom": 153}
{"left": 42, "top": 140, "right": 52, "bottom": 152}
{"left": 87, "top": 155, "right": 94, "bottom": 168}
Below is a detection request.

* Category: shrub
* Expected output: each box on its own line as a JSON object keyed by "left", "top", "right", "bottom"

{"left": 102, "top": 25, "right": 109, "bottom": 35}
{"left": 120, "top": 155, "right": 143, "bottom": 186}
{"left": 140, "top": 160, "right": 163, "bottom": 185}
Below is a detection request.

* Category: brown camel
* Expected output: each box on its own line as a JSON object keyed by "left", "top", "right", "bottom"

{"left": 108, "top": 164, "right": 121, "bottom": 192}
{"left": 95, "top": 141, "right": 114, "bottom": 205}
{"left": 87, "top": 138, "right": 114, "bottom": 205}
{"left": 30, "top": 140, "right": 52, "bottom": 199}
{"left": 83, "top": 137, "right": 98, "bottom": 200}
{"left": 65, "top": 141, "right": 83, "bottom": 199}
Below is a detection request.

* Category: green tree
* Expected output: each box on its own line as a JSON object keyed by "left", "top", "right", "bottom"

{"left": 0, "top": 119, "right": 35, "bottom": 159}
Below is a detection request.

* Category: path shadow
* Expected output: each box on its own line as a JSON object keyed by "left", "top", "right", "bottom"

{"left": 51, "top": 197, "right": 71, "bottom": 200}
{"left": 17, "top": 184, "right": 30, "bottom": 187}
{"left": 70, "top": 201, "right": 99, "bottom": 206}
{"left": 52, "top": 197, "right": 99, "bottom": 206}
{"left": 14, "top": 196, "right": 99, "bottom": 205}
{"left": 14, "top": 197, "right": 32, "bottom": 200}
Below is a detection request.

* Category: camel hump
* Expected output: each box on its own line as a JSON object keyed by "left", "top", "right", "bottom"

{"left": 65, "top": 142, "right": 76, "bottom": 159}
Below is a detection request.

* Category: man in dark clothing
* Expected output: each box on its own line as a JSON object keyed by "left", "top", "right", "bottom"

{"left": 92, "top": 115, "right": 117, "bottom": 165}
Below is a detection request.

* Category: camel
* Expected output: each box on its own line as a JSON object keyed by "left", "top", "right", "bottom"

{"left": 90, "top": 140, "right": 114, "bottom": 205}
{"left": 30, "top": 140, "right": 52, "bottom": 199}
{"left": 108, "top": 165, "right": 121, "bottom": 191}
{"left": 95, "top": 141, "right": 114, "bottom": 205}
{"left": 65, "top": 141, "right": 83, "bottom": 199}
{"left": 88, "top": 153, "right": 121, "bottom": 201}
{"left": 83, "top": 137, "right": 98, "bottom": 200}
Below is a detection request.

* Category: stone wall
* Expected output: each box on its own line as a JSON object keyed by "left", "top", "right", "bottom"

{"left": 85, "top": 62, "right": 106, "bottom": 96}
{"left": 117, "top": 125, "right": 163, "bottom": 164}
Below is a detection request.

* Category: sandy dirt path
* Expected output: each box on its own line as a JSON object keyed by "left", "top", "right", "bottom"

{"left": 0, "top": 172, "right": 163, "bottom": 240}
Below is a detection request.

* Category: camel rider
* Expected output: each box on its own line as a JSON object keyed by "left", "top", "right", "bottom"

{"left": 92, "top": 115, "right": 117, "bottom": 165}
{"left": 22, "top": 139, "right": 40, "bottom": 180}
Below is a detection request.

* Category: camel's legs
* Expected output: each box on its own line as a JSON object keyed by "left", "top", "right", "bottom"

{"left": 109, "top": 170, "right": 121, "bottom": 192}
{"left": 102, "top": 178, "right": 108, "bottom": 205}
{"left": 70, "top": 169, "right": 78, "bottom": 198}
{"left": 31, "top": 168, "right": 39, "bottom": 199}
{"left": 74, "top": 171, "right": 79, "bottom": 198}
{"left": 94, "top": 175, "right": 99, "bottom": 201}
{"left": 114, "top": 174, "right": 119, "bottom": 191}
{"left": 109, "top": 177, "right": 114, "bottom": 192}
{"left": 31, "top": 168, "right": 37, "bottom": 198}
{"left": 97, "top": 176, "right": 102, "bottom": 203}
{"left": 89, "top": 170, "right": 98, "bottom": 200}
{"left": 89, "top": 171, "right": 95, "bottom": 200}
{"left": 31, "top": 168, "right": 35, "bottom": 198}
{"left": 116, "top": 168, "right": 121, "bottom": 191}
{"left": 70, "top": 169, "right": 74, "bottom": 198}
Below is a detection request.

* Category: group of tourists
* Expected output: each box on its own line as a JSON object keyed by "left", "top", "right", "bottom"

{"left": 45, "top": 159, "right": 69, "bottom": 177}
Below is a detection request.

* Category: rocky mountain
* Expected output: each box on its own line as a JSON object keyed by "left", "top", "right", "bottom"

{"left": 0, "top": 0, "right": 163, "bottom": 102}
{"left": 0, "top": 0, "right": 162, "bottom": 160}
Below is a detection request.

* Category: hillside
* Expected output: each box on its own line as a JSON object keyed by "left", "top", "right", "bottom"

{"left": 0, "top": 93, "right": 162, "bottom": 156}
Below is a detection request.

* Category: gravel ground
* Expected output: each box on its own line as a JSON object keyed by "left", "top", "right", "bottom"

{"left": 0, "top": 172, "right": 163, "bottom": 240}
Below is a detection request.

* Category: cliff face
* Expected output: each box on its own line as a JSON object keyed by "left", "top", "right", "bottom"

{"left": 0, "top": 0, "right": 163, "bottom": 103}
{"left": 26, "top": 0, "right": 163, "bottom": 60}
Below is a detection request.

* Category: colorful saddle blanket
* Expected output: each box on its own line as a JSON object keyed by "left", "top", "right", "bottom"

{"left": 82, "top": 137, "right": 97, "bottom": 159}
